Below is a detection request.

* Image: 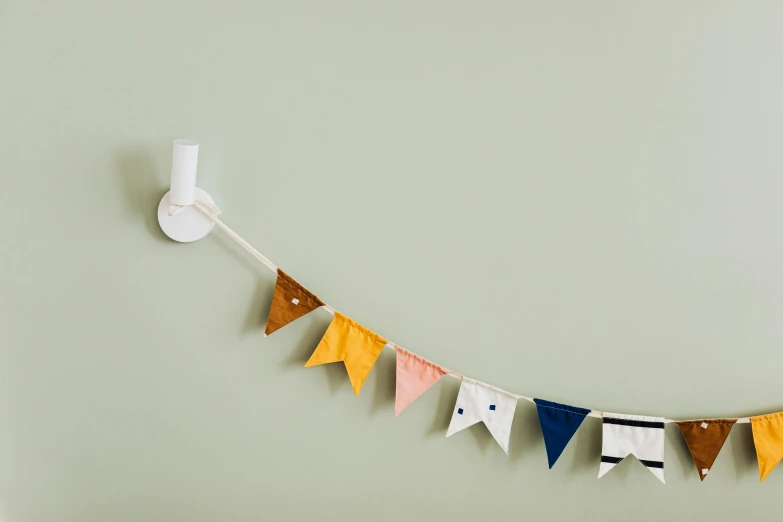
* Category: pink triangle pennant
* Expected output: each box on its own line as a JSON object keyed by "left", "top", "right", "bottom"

{"left": 394, "top": 347, "right": 448, "bottom": 416}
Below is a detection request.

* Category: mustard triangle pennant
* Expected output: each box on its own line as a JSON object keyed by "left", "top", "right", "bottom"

{"left": 751, "top": 413, "right": 783, "bottom": 482}
{"left": 305, "top": 312, "right": 387, "bottom": 395}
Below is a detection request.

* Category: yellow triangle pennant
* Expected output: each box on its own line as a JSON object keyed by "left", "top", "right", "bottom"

{"left": 305, "top": 312, "right": 387, "bottom": 395}
{"left": 751, "top": 413, "right": 783, "bottom": 482}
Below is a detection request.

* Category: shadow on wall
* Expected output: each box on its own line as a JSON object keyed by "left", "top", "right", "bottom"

{"left": 242, "top": 278, "right": 275, "bottom": 335}
{"left": 730, "top": 424, "right": 760, "bottom": 480}
{"left": 428, "top": 377, "right": 460, "bottom": 436}
{"left": 117, "top": 150, "right": 169, "bottom": 241}
{"left": 207, "top": 231, "right": 274, "bottom": 281}
{"left": 370, "top": 349, "right": 397, "bottom": 416}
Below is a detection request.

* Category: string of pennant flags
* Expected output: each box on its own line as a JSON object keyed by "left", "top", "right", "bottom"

{"left": 194, "top": 199, "right": 783, "bottom": 484}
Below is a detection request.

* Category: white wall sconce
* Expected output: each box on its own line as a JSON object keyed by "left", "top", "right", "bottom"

{"left": 156, "top": 139, "right": 216, "bottom": 242}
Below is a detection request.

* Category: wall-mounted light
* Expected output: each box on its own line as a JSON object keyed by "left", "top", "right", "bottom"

{"left": 156, "top": 139, "right": 216, "bottom": 242}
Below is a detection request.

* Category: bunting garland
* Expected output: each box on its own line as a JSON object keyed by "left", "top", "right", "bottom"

{"left": 191, "top": 199, "right": 783, "bottom": 484}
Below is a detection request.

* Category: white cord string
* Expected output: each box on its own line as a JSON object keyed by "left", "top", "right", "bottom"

{"left": 192, "top": 199, "right": 752, "bottom": 425}
{"left": 192, "top": 200, "right": 279, "bottom": 274}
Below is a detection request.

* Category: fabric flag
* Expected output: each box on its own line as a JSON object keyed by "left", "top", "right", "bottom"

{"left": 305, "top": 312, "right": 387, "bottom": 396}
{"left": 265, "top": 269, "right": 326, "bottom": 336}
{"left": 394, "top": 347, "right": 448, "bottom": 416}
{"left": 676, "top": 419, "right": 736, "bottom": 481}
{"left": 598, "top": 412, "right": 666, "bottom": 483}
{"left": 534, "top": 399, "right": 591, "bottom": 469}
{"left": 446, "top": 378, "right": 518, "bottom": 454}
{"left": 751, "top": 412, "right": 783, "bottom": 482}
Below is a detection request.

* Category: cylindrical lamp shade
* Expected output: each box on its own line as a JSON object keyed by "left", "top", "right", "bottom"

{"left": 169, "top": 139, "right": 199, "bottom": 205}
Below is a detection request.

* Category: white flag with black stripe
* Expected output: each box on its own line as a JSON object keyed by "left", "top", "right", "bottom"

{"left": 598, "top": 412, "right": 666, "bottom": 483}
{"left": 446, "top": 378, "right": 518, "bottom": 454}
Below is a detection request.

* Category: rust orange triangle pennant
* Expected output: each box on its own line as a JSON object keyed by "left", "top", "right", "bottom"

{"left": 676, "top": 420, "right": 736, "bottom": 481}
{"left": 265, "top": 269, "right": 325, "bottom": 336}
{"left": 305, "top": 312, "right": 387, "bottom": 395}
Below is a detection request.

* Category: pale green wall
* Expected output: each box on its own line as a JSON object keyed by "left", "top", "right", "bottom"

{"left": 2, "top": 1, "right": 783, "bottom": 521}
